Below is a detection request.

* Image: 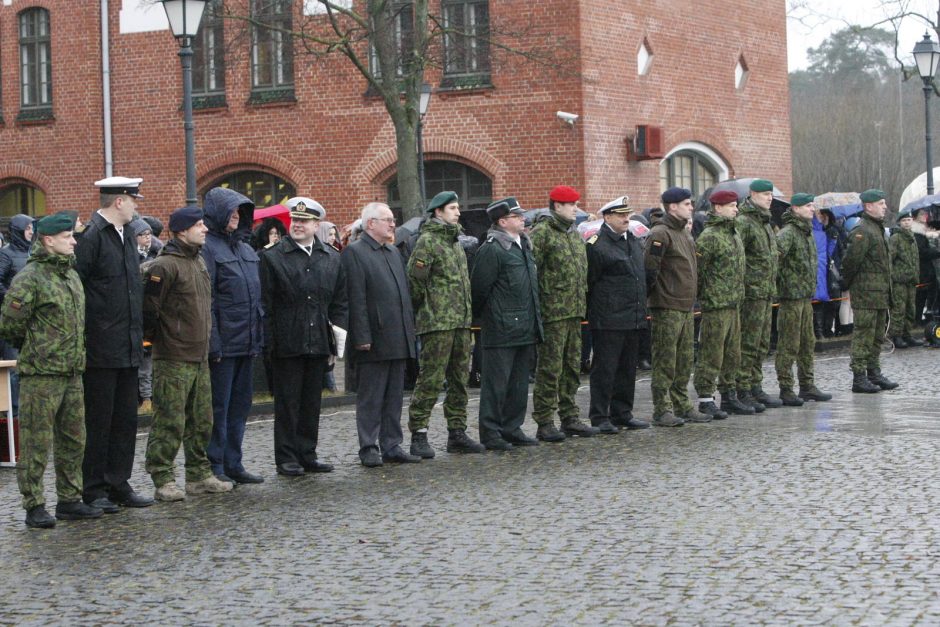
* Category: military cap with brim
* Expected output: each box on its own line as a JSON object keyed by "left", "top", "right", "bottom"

{"left": 709, "top": 189, "right": 739, "bottom": 205}
{"left": 486, "top": 197, "right": 524, "bottom": 222}
{"left": 168, "top": 206, "right": 204, "bottom": 233}
{"left": 286, "top": 196, "right": 325, "bottom": 220}
{"left": 427, "top": 191, "right": 458, "bottom": 214}
{"left": 749, "top": 179, "right": 774, "bottom": 193}
{"left": 36, "top": 211, "right": 77, "bottom": 236}
{"left": 95, "top": 176, "right": 144, "bottom": 198}
{"left": 790, "top": 193, "right": 815, "bottom": 207}
{"left": 860, "top": 189, "right": 886, "bottom": 203}
{"left": 600, "top": 195, "right": 631, "bottom": 214}
{"left": 661, "top": 187, "right": 692, "bottom": 205}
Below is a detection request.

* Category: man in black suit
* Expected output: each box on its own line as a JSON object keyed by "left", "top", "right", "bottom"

{"left": 341, "top": 203, "right": 421, "bottom": 467}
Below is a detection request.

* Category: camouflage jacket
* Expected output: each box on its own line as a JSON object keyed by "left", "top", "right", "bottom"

{"left": 841, "top": 213, "right": 891, "bottom": 309}
{"left": 0, "top": 245, "right": 86, "bottom": 376}
{"left": 889, "top": 228, "right": 919, "bottom": 285}
{"left": 735, "top": 197, "right": 778, "bottom": 300}
{"left": 406, "top": 219, "right": 472, "bottom": 334}
{"left": 528, "top": 212, "right": 587, "bottom": 322}
{"left": 775, "top": 211, "right": 817, "bottom": 300}
{"left": 695, "top": 212, "right": 745, "bottom": 311}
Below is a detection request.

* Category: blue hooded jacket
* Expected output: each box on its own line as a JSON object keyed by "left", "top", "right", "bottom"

{"left": 201, "top": 187, "right": 263, "bottom": 358}
{"left": 812, "top": 214, "right": 840, "bottom": 301}
{"left": 0, "top": 214, "right": 36, "bottom": 302}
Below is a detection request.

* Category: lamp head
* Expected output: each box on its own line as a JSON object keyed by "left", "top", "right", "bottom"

{"left": 161, "top": 0, "right": 208, "bottom": 40}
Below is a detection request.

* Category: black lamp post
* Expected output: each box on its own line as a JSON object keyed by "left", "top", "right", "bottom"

{"left": 161, "top": 0, "right": 208, "bottom": 207}
{"left": 913, "top": 32, "right": 940, "bottom": 195}
{"left": 416, "top": 82, "right": 433, "bottom": 207}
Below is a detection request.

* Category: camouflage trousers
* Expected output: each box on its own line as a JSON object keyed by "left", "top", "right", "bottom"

{"left": 532, "top": 318, "right": 582, "bottom": 425}
{"left": 409, "top": 329, "right": 471, "bottom": 432}
{"left": 145, "top": 360, "right": 213, "bottom": 487}
{"left": 888, "top": 283, "right": 916, "bottom": 337}
{"left": 693, "top": 306, "right": 741, "bottom": 398}
{"left": 650, "top": 308, "right": 694, "bottom": 416}
{"left": 775, "top": 299, "right": 815, "bottom": 390}
{"left": 17, "top": 375, "right": 85, "bottom": 511}
{"left": 738, "top": 298, "right": 773, "bottom": 389}
{"left": 850, "top": 308, "right": 887, "bottom": 373}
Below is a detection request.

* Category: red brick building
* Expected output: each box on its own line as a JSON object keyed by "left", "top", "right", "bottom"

{"left": 0, "top": 0, "right": 791, "bottom": 229}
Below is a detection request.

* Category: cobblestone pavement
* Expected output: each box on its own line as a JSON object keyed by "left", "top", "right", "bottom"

{"left": 2, "top": 345, "right": 939, "bottom": 625}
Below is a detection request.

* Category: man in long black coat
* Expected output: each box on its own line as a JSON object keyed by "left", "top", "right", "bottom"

{"left": 74, "top": 177, "right": 152, "bottom": 511}
{"left": 341, "top": 202, "right": 420, "bottom": 467}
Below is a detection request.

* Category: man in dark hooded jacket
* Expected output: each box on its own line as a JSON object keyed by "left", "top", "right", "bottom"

{"left": 200, "top": 187, "right": 264, "bottom": 484}
{"left": 0, "top": 213, "right": 34, "bottom": 417}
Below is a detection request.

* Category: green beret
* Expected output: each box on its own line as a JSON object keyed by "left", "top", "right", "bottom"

{"left": 749, "top": 179, "right": 774, "bottom": 193}
{"left": 859, "top": 189, "right": 886, "bottom": 203}
{"left": 427, "top": 191, "right": 458, "bottom": 214}
{"left": 790, "top": 193, "right": 814, "bottom": 207}
{"left": 36, "top": 211, "right": 76, "bottom": 236}
{"left": 898, "top": 207, "right": 914, "bottom": 220}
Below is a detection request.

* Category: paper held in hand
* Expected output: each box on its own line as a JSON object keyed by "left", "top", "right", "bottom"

{"left": 331, "top": 325, "right": 347, "bottom": 359}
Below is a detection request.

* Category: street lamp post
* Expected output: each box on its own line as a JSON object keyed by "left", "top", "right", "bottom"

{"left": 161, "top": 0, "right": 208, "bottom": 207}
{"left": 913, "top": 32, "right": 940, "bottom": 195}
{"left": 416, "top": 82, "right": 433, "bottom": 208}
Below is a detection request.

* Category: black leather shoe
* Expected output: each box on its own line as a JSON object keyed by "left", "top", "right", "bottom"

{"left": 360, "top": 448, "right": 383, "bottom": 467}
{"left": 215, "top": 473, "right": 234, "bottom": 484}
{"left": 382, "top": 446, "right": 422, "bottom": 463}
{"left": 276, "top": 462, "right": 305, "bottom": 476}
{"left": 25, "top": 506, "right": 56, "bottom": 529}
{"left": 301, "top": 461, "right": 333, "bottom": 474}
{"left": 751, "top": 386, "right": 782, "bottom": 408}
{"left": 503, "top": 429, "right": 539, "bottom": 446}
{"left": 483, "top": 438, "right": 514, "bottom": 451}
{"left": 228, "top": 469, "right": 266, "bottom": 483}
{"left": 892, "top": 336, "right": 909, "bottom": 349}
{"left": 56, "top": 501, "right": 103, "bottom": 521}
{"left": 591, "top": 418, "right": 620, "bottom": 434}
{"left": 611, "top": 412, "right": 650, "bottom": 429}
{"left": 409, "top": 431, "right": 436, "bottom": 459}
{"left": 110, "top": 490, "right": 155, "bottom": 508}
{"left": 87, "top": 497, "right": 120, "bottom": 514}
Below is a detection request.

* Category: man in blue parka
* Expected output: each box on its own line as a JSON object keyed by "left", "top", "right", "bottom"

{"left": 201, "top": 187, "right": 265, "bottom": 484}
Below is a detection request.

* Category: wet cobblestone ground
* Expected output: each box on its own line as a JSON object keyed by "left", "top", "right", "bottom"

{"left": 2, "top": 345, "right": 940, "bottom": 624}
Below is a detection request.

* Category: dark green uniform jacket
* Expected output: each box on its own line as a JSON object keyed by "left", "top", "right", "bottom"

{"left": 695, "top": 212, "right": 745, "bottom": 311}
{"left": 736, "top": 197, "right": 779, "bottom": 300}
{"left": 775, "top": 211, "right": 818, "bottom": 300}
{"left": 644, "top": 212, "right": 697, "bottom": 310}
{"left": 841, "top": 213, "right": 891, "bottom": 309}
{"left": 528, "top": 212, "right": 587, "bottom": 322}
{"left": 0, "top": 245, "right": 85, "bottom": 376}
{"left": 142, "top": 238, "right": 213, "bottom": 362}
{"left": 889, "top": 228, "right": 919, "bottom": 285}
{"left": 470, "top": 227, "right": 543, "bottom": 348}
{"left": 585, "top": 223, "right": 648, "bottom": 330}
{"left": 406, "top": 218, "right": 472, "bottom": 334}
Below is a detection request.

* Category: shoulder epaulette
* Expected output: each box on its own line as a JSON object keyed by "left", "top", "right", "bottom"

{"left": 586, "top": 235, "right": 598, "bottom": 245}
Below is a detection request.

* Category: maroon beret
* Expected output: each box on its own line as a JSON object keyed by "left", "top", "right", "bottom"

{"left": 549, "top": 185, "right": 580, "bottom": 203}
{"left": 709, "top": 190, "right": 739, "bottom": 205}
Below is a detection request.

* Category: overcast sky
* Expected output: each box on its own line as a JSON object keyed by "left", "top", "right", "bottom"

{"left": 787, "top": 0, "right": 936, "bottom": 71}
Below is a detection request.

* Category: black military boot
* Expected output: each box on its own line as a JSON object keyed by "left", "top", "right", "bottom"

{"left": 751, "top": 386, "right": 782, "bottom": 408}
{"left": 698, "top": 399, "right": 728, "bottom": 420}
{"left": 720, "top": 390, "right": 754, "bottom": 415}
{"left": 799, "top": 385, "right": 832, "bottom": 402}
{"left": 903, "top": 335, "right": 925, "bottom": 347}
{"left": 737, "top": 389, "right": 765, "bottom": 413}
{"left": 561, "top": 417, "right": 599, "bottom": 437}
{"left": 55, "top": 501, "right": 104, "bottom": 521}
{"left": 409, "top": 431, "right": 436, "bottom": 459}
{"left": 590, "top": 417, "right": 620, "bottom": 434}
{"left": 25, "top": 505, "right": 56, "bottom": 529}
{"left": 891, "top": 336, "right": 909, "bottom": 349}
{"left": 779, "top": 388, "right": 804, "bottom": 407}
{"left": 852, "top": 371, "right": 880, "bottom": 393}
{"left": 536, "top": 423, "right": 566, "bottom": 442}
{"left": 446, "top": 429, "right": 485, "bottom": 454}
{"left": 867, "top": 368, "right": 899, "bottom": 390}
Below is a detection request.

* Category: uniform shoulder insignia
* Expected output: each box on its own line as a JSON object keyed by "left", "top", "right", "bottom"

{"left": 650, "top": 240, "right": 665, "bottom": 256}
{"left": 414, "top": 260, "right": 427, "bottom": 268}
{"left": 855, "top": 233, "right": 864, "bottom": 240}
{"left": 587, "top": 235, "right": 598, "bottom": 245}
{"left": 9, "top": 299, "right": 22, "bottom": 310}
{"left": 149, "top": 274, "right": 162, "bottom": 283}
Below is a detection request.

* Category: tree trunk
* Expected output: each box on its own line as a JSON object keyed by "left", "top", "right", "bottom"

{"left": 388, "top": 102, "right": 422, "bottom": 220}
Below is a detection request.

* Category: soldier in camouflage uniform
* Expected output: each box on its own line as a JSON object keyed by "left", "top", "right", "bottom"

{"left": 528, "top": 185, "right": 597, "bottom": 441}
{"left": 406, "top": 191, "right": 485, "bottom": 457}
{"left": 692, "top": 190, "right": 751, "bottom": 418}
{"left": 774, "top": 194, "right": 832, "bottom": 406}
{"left": 143, "top": 207, "right": 234, "bottom": 501}
{"left": 645, "top": 187, "right": 711, "bottom": 426}
{"left": 735, "top": 179, "right": 781, "bottom": 411}
{"left": 888, "top": 206, "right": 924, "bottom": 348}
{"left": 0, "top": 212, "right": 104, "bottom": 528}
{"left": 841, "top": 189, "right": 899, "bottom": 393}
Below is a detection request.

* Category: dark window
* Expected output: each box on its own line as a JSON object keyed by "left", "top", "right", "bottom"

{"left": 442, "top": 0, "right": 490, "bottom": 85}
{"left": 19, "top": 8, "right": 52, "bottom": 111}
{"left": 207, "top": 171, "right": 296, "bottom": 209}
{"left": 193, "top": 0, "right": 225, "bottom": 105}
{"left": 370, "top": 1, "right": 413, "bottom": 79}
{"left": 659, "top": 151, "right": 717, "bottom": 201}
{"left": 387, "top": 160, "right": 492, "bottom": 221}
{"left": 251, "top": 0, "right": 293, "bottom": 93}
{"left": 0, "top": 182, "right": 47, "bottom": 220}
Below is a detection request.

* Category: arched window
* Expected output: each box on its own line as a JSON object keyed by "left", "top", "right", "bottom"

{"left": 659, "top": 149, "right": 722, "bottom": 201}
{"left": 0, "top": 182, "right": 46, "bottom": 234}
{"left": 387, "top": 160, "right": 492, "bottom": 221}
{"left": 19, "top": 7, "right": 52, "bottom": 117}
{"left": 205, "top": 171, "right": 296, "bottom": 208}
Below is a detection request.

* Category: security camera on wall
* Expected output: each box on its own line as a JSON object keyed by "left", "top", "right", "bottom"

{"left": 556, "top": 111, "right": 579, "bottom": 125}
